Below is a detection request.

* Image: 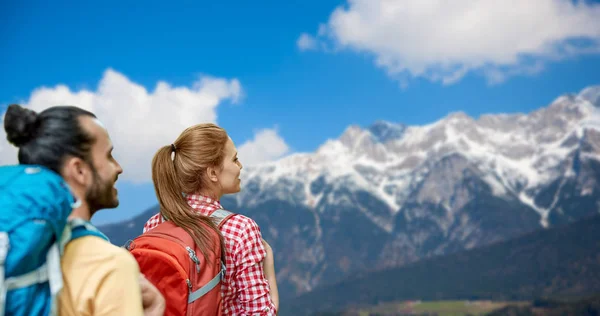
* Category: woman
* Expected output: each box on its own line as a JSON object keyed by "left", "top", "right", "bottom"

{"left": 143, "top": 123, "right": 279, "bottom": 315}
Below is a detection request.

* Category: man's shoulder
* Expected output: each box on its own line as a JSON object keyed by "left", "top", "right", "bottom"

{"left": 64, "top": 236, "right": 137, "bottom": 268}
{"left": 59, "top": 237, "right": 142, "bottom": 315}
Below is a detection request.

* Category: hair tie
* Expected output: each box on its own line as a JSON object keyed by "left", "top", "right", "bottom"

{"left": 171, "top": 144, "right": 177, "bottom": 152}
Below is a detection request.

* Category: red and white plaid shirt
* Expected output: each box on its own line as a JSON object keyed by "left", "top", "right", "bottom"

{"left": 143, "top": 194, "right": 277, "bottom": 315}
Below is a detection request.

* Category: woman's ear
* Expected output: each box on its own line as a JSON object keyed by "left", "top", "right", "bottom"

{"left": 206, "top": 166, "right": 219, "bottom": 183}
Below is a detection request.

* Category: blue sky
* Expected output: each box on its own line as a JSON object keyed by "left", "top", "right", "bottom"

{"left": 2, "top": 0, "right": 600, "bottom": 225}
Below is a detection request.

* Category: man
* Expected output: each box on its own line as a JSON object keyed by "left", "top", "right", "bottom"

{"left": 3, "top": 104, "right": 164, "bottom": 315}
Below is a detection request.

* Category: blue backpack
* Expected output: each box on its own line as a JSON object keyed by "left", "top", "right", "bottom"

{"left": 0, "top": 165, "right": 108, "bottom": 316}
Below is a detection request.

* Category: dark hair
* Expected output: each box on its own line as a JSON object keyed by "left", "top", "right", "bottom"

{"left": 4, "top": 104, "right": 97, "bottom": 174}
{"left": 152, "top": 123, "right": 228, "bottom": 262}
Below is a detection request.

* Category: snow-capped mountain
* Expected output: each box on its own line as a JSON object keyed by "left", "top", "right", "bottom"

{"left": 238, "top": 85, "right": 599, "bottom": 224}
{"left": 222, "top": 85, "right": 600, "bottom": 296}
{"left": 102, "top": 85, "right": 600, "bottom": 300}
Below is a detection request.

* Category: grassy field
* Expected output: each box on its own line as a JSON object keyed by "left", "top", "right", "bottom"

{"left": 353, "top": 300, "right": 524, "bottom": 316}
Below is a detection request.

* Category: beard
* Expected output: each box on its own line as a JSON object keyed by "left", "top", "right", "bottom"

{"left": 86, "top": 168, "right": 118, "bottom": 213}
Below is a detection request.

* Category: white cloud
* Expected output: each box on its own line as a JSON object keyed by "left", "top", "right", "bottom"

{"left": 297, "top": 33, "right": 318, "bottom": 51}
{"left": 237, "top": 128, "right": 290, "bottom": 166}
{"left": 303, "top": 0, "right": 600, "bottom": 84}
{"left": 1, "top": 69, "right": 243, "bottom": 183}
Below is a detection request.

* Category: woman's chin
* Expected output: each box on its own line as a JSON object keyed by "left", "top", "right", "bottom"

{"left": 224, "top": 186, "right": 242, "bottom": 195}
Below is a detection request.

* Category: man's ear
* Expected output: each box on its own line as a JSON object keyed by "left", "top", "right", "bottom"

{"left": 61, "top": 157, "right": 91, "bottom": 186}
{"left": 206, "top": 166, "right": 219, "bottom": 183}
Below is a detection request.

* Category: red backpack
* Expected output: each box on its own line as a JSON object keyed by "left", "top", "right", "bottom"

{"left": 126, "top": 209, "right": 235, "bottom": 316}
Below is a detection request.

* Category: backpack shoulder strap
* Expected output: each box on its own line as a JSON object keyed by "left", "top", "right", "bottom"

{"left": 187, "top": 210, "right": 229, "bottom": 304}
{"left": 188, "top": 262, "right": 225, "bottom": 304}
{"left": 64, "top": 218, "right": 110, "bottom": 244}
{"left": 210, "top": 209, "right": 235, "bottom": 229}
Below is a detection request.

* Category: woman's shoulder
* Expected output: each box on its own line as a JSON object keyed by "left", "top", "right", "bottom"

{"left": 221, "top": 212, "right": 263, "bottom": 241}
{"left": 223, "top": 212, "right": 260, "bottom": 230}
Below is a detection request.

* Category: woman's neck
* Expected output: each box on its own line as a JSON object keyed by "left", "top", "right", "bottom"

{"left": 196, "top": 189, "right": 221, "bottom": 201}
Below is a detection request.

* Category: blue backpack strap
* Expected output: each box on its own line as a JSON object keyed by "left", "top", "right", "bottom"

{"left": 64, "top": 218, "right": 110, "bottom": 245}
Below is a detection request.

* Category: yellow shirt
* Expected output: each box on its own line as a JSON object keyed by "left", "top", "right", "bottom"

{"left": 58, "top": 236, "right": 143, "bottom": 316}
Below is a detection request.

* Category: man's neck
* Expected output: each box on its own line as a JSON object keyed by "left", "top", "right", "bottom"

{"left": 64, "top": 179, "right": 92, "bottom": 221}
{"left": 68, "top": 203, "right": 92, "bottom": 221}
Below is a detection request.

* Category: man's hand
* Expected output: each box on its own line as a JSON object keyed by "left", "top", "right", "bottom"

{"left": 139, "top": 275, "right": 165, "bottom": 316}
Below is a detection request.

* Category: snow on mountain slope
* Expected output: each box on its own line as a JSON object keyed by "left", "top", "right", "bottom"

{"left": 238, "top": 86, "right": 600, "bottom": 229}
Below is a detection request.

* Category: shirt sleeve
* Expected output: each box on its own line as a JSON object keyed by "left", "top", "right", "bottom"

{"left": 94, "top": 250, "right": 144, "bottom": 316}
{"left": 232, "top": 218, "right": 277, "bottom": 315}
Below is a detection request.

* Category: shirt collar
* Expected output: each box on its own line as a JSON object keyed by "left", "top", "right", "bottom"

{"left": 186, "top": 193, "right": 223, "bottom": 210}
